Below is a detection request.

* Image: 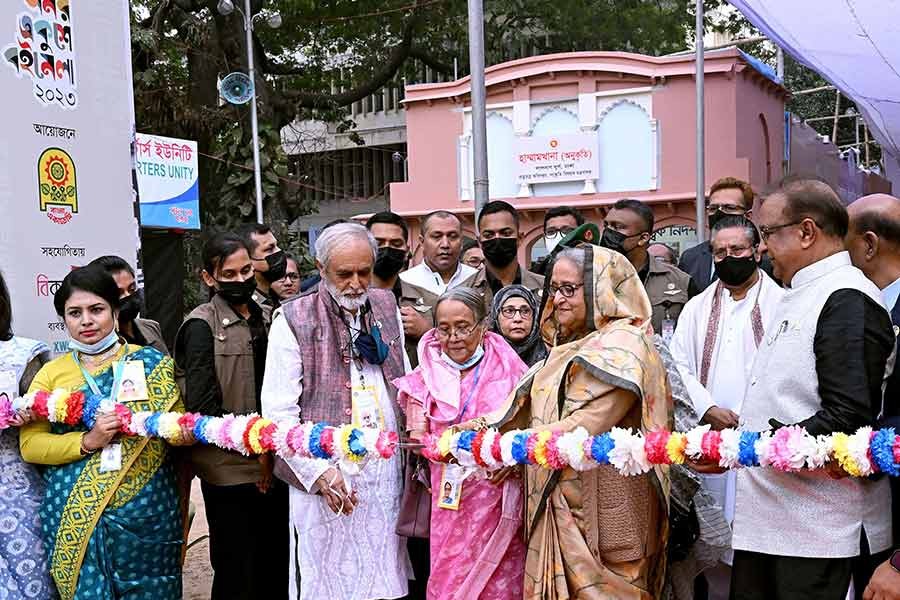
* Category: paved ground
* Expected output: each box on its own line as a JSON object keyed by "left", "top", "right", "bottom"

{"left": 182, "top": 480, "right": 213, "bottom": 599}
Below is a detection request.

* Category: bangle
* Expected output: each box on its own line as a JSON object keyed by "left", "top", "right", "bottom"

{"left": 80, "top": 434, "right": 96, "bottom": 455}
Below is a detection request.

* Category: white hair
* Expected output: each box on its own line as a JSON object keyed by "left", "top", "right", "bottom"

{"left": 554, "top": 247, "right": 586, "bottom": 271}
{"left": 314, "top": 222, "right": 377, "bottom": 267}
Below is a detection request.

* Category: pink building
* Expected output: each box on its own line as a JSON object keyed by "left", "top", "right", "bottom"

{"left": 389, "top": 49, "right": 787, "bottom": 263}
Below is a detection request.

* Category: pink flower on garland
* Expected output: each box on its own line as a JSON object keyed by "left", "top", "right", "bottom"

{"left": 644, "top": 429, "right": 671, "bottom": 465}
{"left": 701, "top": 430, "right": 722, "bottom": 463}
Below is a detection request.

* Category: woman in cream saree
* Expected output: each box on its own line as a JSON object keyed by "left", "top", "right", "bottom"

{"left": 490, "top": 245, "right": 673, "bottom": 599}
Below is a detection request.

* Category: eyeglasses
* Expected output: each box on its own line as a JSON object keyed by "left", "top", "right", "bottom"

{"left": 500, "top": 306, "right": 533, "bottom": 319}
{"left": 706, "top": 203, "right": 747, "bottom": 216}
{"left": 279, "top": 273, "right": 301, "bottom": 282}
{"left": 712, "top": 245, "right": 756, "bottom": 260}
{"left": 758, "top": 221, "right": 801, "bottom": 242}
{"left": 549, "top": 283, "right": 584, "bottom": 298}
{"left": 435, "top": 320, "right": 483, "bottom": 340}
{"left": 545, "top": 227, "right": 575, "bottom": 237}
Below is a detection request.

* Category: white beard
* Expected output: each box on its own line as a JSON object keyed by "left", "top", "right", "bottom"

{"left": 324, "top": 278, "right": 368, "bottom": 312}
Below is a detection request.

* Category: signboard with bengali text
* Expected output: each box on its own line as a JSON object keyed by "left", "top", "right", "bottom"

{"left": 0, "top": 0, "right": 138, "bottom": 353}
{"left": 513, "top": 132, "right": 599, "bottom": 185}
{"left": 135, "top": 133, "right": 200, "bottom": 230}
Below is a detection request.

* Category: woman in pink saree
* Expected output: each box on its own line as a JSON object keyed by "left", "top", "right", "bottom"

{"left": 393, "top": 287, "right": 528, "bottom": 600}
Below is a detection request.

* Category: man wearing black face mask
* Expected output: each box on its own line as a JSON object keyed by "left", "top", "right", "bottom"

{"left": 365, "top": 211, "right": 411, "bottom": 302}
{"left": 238, "top": 223, "right": 288, "bottom": 318}
{"left": 471, "top": 200, "right": 544, "bottom": 310}
{"left": 88, "top": 255, "right": 168, "bottom": 355}
{"left": 668, "top": 215, "right": 783, "bottom": 599}
{"left": 603, "top": 199, "right": 697, "bottom": 338}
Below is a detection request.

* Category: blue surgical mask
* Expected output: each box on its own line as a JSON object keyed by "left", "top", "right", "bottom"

{"left": 68, "top": 329, "right": 119, "bottom": 355}
{"left": 440, "top": 344, "right": 485, "bottom": 371}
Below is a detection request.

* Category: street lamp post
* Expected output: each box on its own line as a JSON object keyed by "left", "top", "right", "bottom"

{"left": 217, "top": 0, "right": 281, "bottom": 224}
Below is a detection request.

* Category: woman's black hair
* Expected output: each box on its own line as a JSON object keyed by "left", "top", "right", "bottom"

{"left": 0, "top": 270, "right": 12, "bottom": 341}
{"left": 202, "top": 232, "right": 250, "bottom": 278}
{"left": 53, "top": 264, "right": 122, "bottom": 317}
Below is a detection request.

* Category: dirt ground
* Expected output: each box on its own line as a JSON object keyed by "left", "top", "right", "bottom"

{"left": 182, "top": 479, "right": 213, "bottom": 599}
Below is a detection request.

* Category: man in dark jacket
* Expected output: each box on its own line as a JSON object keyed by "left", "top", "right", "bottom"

{"left": 679, "top": 176, "right": 774, "bottom": 289}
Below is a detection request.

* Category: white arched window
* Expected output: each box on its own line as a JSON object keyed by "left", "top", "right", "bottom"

{"left": 597, "top": 100, "right": 655, "bottom": 192}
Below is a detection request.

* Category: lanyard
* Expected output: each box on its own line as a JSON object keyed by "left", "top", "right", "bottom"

{"left": 453, "top": 361, "right": 482, "bottom": 425}
{"left": 72, "top": 345, "right": 128, "bottom": 398}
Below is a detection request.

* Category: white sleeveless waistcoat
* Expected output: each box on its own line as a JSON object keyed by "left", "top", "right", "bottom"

{"left": 732, "top": 252, "right": 892, "bottom": 558}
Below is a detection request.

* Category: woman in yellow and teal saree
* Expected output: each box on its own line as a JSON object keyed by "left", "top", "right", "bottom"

{"left": 19, "top": 265, "right": 189, "bottom": 600}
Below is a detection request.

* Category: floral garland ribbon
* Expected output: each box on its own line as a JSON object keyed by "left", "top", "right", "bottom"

{"left": 3, "top": 389, "right": 398, "bottom": 469}
{"left": 420, "top": 423, "right": 900, "bottom": 478}
{"left": 7, "top": 389, "right": 900, "bottom": 478}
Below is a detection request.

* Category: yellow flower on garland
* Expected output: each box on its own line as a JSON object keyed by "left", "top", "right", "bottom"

{"left": 666, "top": 432, "right": 687, "bottom": 464}
{"left": 438, "top": 429, "right": 454, "bottom": 458}
{"left": 831, "top": 433, "right": 862, "bottom": 477}
{"left": 534, "top": 430, "right": 553, "bottom": 467}
{"left": 247, "top": 418, "right": 270, "bottom": 455}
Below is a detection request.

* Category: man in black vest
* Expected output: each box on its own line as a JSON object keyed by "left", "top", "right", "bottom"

{"left": 847, "top": 193, "right": 900, "bottom": 599}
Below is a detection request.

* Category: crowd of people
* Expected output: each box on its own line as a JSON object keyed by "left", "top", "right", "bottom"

{"left": 1, "top": 174, "right": 900, "bottom": 600}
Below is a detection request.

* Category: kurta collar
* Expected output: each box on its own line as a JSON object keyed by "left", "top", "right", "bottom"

{"left": 789, "top": 251, "right": 850, "bottom": 289}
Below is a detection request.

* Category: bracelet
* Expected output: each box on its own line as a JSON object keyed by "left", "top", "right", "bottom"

{"left": 80, "top": 434, "right": 97, "bottom": 455}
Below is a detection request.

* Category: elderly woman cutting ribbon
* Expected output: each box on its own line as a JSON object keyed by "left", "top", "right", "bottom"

{"left": 393, "top": 287, "right": 528, "bottom": 600}
{"left": 464, "top": 245, "right": 673, "bottom": 600}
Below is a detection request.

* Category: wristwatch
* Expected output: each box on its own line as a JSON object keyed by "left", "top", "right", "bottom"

{"left": 890, "top": 549, "right": 900, "bottom": 573}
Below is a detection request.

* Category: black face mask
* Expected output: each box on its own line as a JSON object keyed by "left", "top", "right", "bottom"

{"left": 118, "top": 290, "right": 144, "bottom": 324}
{"left": 215, "top": 277, "right": 257, "bottom": 305}
{"left": 259, "top": 250, "right": 287, "bottom": 283}
{"left": 481, "top": 237, "right": 518, "bottom": 268}
{"left": 373, "top": 247, "right": 408, "bottom": 280}
{"left": 714, "top": 255, "right": 758, "bottom": 287}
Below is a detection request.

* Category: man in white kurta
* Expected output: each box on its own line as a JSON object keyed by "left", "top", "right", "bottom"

{"left": 669, "top": 215, "right": 783, "bottom": 600}
{"left": 262, "top": 223, "right": 412, "bottom": 599}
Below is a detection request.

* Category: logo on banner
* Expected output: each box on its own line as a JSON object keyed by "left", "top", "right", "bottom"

{"left": 2, "top": 0, "right": 77, "bottom": 110}
{"left": 38, "top": 147, "right": 78, "bottom": 224}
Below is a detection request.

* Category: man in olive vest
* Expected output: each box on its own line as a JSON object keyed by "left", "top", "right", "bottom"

{"left": 262, "top": 222, "right": 411, "bottom": 598}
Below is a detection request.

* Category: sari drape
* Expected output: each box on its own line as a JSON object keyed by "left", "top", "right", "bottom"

{"left": 495, "top": 246, "right": 673, "bottom": 600}
{"left": 394, "top": 330, "right": 528, "bottom": 600}
{"left": 33, "top": 346, "right": 183, "bottom": 600}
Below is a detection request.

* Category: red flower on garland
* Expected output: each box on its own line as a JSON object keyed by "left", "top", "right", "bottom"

{"left": 32, "top": 391, "right": 50, "bottom": 419}
{"left": 243, "top": 416, "right": 261, "bottom": 453}
{"left": 260, "top": 423, "right": 278, "bottom": 452}
{"left": 320, "top": 428, "right": 335, "bottom": 458}
{"left": 65, "top": 391, "right": 84, "bottom": 426}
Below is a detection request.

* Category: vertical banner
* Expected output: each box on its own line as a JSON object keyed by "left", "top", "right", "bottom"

{"left": 135, "top": 133, "right": 201, "bottom": 230}
{"left": 0, "top": 0, "right": 138, "bottom": 353}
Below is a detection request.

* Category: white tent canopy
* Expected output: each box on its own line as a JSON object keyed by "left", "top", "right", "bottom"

{"left": 728, "top": 0, "right": 900, "bottom": 185}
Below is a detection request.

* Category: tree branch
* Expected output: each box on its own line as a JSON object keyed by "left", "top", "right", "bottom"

{"left": 279, "top": 3, "right": 422, "bottom": 110}
{"left": 408, "top": 47, "right": 453, "bottom": 76}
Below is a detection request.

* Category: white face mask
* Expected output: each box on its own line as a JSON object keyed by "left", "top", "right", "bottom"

{"left": 545, "top": 232, "right": 564, "bottom": 253}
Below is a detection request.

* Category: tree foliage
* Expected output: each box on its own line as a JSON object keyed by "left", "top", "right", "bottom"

{"left": 130, "top": 0, "right": 728, "bottom": 236}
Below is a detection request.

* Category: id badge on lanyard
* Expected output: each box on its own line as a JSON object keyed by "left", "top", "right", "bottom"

{"left": 74, "top": 349, "right": 129, "bottom": 472}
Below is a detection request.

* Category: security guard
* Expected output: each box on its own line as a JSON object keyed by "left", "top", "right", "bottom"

{"left": 601, "top": 199, "right": 697, "bottom": 339}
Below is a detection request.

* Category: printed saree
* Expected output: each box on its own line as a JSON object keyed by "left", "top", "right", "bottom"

{"left": 33, "top": 346, "right": 183, "bottom": 600}
{"left": 493, "top": 246, "right": 673, "bottom": 600}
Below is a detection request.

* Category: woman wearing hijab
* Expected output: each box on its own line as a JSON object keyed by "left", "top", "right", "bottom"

{"left": 393, "top": 287, "right": 528, "bottom": 600}
{"left": 470, "top": 245, "right": 672, "bottom": 599}
{"left": 490, "top": 285, "right": 548, "bottom": 367}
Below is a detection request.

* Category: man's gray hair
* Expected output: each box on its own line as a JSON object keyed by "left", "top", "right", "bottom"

{"left": 315, "top": 222, "right": 377, "bottom": 266}
{"left": 554, "top": 247, "right": 587, "bottom": 272}
{"left": 434, "top": 286, "right": 487, "bottom": 323}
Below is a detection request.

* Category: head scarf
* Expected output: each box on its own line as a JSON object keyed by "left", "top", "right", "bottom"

{"left": 539, "top": 244, "right": 653, "bottom": 346}
{"left": 490, "top": 285, "right": 548, "bottom": 367}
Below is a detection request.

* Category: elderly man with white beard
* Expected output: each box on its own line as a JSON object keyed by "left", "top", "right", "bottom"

{"left": 261, "top": 222, "right": 412, "bottom": 599}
